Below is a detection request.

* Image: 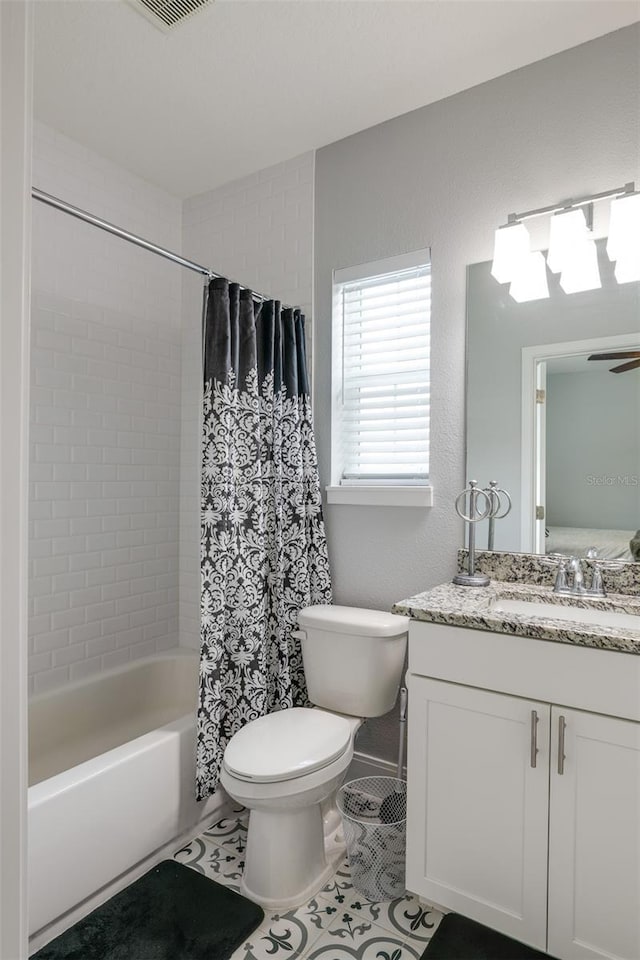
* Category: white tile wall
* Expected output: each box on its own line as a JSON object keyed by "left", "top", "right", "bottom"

{"left": 182, "top": 152, "right": 314, "bottom": 314}
{"left": 178, "top": 152, "right": 315, "bottom": 649}
{"left": 29, "top": 126, "right": 315, "bottom": 686}
{"left": 29, "top": 122, "right": 183, "bottom": 694}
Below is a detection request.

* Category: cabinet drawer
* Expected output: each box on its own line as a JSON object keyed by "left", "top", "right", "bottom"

{"left": 409, "top": 621, "right": 640, "bottom": 722}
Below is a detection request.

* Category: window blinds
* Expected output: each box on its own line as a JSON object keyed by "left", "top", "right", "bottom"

{"left": 337, "top": 260, "right": 431, "bottom": 482}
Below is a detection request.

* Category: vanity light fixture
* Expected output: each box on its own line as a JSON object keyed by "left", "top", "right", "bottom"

{"left": 558, "top": 237, "right": 601, "bottom": 294}
{"left": 491, "top": 182, "right": 638, "bottom": 300}
{"left": 613, "top": 256, "right": 640, "bottom": 284}
{"left": 509, "top": 251, "right": 549, "bottom": 302}
{"left": 547, "top": 206, "right": 601, "bottom": 294}
{"left": 607, "top": 192, "right": 640, "bottom": 283}
{"left": 490, "top": 221, "right": 530, "bottom": 284}
{"left": 546, "top": 207, "right": 590, "bottom": 273}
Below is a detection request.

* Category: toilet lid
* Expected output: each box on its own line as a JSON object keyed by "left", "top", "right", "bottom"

{"left": 224, "top": 708, "right": 352, "bottom": 783}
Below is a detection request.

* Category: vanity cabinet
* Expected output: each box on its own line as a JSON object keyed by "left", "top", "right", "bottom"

{"left": 406, "top": 677, "right": 550, "bottom": 949}
{"left": 406, "top": 622, "right": 640, "bottom": 960}
{"left": 547, "top": 707, "right": 640, "bottom": 960}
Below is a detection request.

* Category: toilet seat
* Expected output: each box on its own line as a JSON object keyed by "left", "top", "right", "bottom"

{"left": 223, "top": 707, "right": 352, "bottom": 783}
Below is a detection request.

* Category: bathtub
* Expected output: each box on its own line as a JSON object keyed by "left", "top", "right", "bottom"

{"left": 28, "top": 651, "right": 220, "bottom": 938}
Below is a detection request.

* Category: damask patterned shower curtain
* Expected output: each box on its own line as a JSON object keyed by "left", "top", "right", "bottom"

{"left": 196, "top": 278, "right": 332, "bottom": 799}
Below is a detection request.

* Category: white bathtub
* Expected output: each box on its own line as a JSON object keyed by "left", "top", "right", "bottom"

{"left": 28, "top": 651, "right": 220, "bottom": 938}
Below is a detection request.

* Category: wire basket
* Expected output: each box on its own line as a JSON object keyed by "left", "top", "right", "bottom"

{"left": 336, "top": 776, "right": 407, "bottom": 901}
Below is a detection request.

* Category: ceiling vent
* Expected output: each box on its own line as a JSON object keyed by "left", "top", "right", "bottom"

{"left": 127, "top": 0, "right": 215, "bottom": 32}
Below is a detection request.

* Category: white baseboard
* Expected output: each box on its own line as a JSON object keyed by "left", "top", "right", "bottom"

{"left": 346, "top": 751, "right": 405, "bottom": 782}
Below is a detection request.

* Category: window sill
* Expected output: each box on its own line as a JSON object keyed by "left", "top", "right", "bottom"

{"left": 325, "top": 485, "right": 434, "bottom": 508}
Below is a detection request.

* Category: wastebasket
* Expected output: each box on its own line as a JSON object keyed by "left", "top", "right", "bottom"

{"left": 336, "top": 776, "right": 407, "bottom": 901}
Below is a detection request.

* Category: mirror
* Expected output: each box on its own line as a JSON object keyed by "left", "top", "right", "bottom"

{"left": 466, "top": 238, "right": 640, "bottom": 560}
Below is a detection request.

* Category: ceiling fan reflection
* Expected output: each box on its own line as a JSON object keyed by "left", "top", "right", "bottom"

{"left": 587, "top": 351, "right": 640, "bottom": 373}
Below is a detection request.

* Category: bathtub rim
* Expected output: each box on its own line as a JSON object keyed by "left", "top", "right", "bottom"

{"left": 28, "top": 646, "right": 198, "bottom": 709}
{"left": 28, "top": 712, "right": 196, "bottom": 805}
{"left": 28, "top": 648, "right": 200, "bottom": 798}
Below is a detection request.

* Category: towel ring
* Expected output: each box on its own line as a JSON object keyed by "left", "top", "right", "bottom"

{"left": 455, "top": 481, "right": 492, "bottom": 524}
{"left": 485, "top": 481, "right": 512, "bottom": 520}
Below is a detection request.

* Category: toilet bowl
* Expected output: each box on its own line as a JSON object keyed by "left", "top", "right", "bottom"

{"left": 220, "top": 604, "right": 409, "bottom": 909}
{"left": 220, "top": 707, "right": 361, "bottom": 909}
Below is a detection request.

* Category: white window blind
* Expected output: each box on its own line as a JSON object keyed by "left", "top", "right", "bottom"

{"left": 334, "top": 253, "right": 431, "bottom": 484}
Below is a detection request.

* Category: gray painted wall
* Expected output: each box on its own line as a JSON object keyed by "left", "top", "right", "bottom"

{"left": 314, "top": 25, "right": 640, "bottom": 763}
{"left": 546, "top": 370, "right": 640, "bottom": 529}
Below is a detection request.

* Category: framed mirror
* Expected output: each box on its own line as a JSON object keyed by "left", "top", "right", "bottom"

{"left": 466, "top": 238, "right": 640, "bottom": 561}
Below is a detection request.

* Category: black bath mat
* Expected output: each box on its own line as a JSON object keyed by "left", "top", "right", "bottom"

{"left": 421, "top": 913, "right": 555, "bottom": 959}
{"left": 31, "top": 860, "right": 264, "bottom": 960}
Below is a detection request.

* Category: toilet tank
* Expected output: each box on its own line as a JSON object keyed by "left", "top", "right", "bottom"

{"left": 297, "top": 605, "right": 409, "bottom": 717}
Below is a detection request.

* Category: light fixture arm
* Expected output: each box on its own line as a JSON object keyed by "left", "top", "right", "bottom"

{"left": 505, "top": 181, "right": 635, "bottom": 226}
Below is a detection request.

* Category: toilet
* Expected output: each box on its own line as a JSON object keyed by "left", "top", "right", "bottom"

{"left": 220, "top": 604, "right": 409, "bottom": 909}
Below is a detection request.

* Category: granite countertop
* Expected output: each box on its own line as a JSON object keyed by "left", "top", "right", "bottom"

{"left": 392, "top": 581, "right": 640, "bottom": 655}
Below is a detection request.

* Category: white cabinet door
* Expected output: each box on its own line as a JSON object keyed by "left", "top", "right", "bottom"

{"left": 548, "top": 708, "right": 640, "bottom": 960}
{"left": 406, "top": 676, "right": 550, "bottom": 950}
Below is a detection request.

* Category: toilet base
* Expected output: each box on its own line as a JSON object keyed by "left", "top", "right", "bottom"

{"left": 240, "top": 803, "right": 346, "bottom": 910}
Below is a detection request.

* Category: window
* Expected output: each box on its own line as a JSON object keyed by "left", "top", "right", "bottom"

{"left": 328, "top": 249, "right": 432, "bottom": 507}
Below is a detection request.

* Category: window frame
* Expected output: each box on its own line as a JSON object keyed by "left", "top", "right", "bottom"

{"left": 328, "top": 249, "right": 433, "bottom": 508}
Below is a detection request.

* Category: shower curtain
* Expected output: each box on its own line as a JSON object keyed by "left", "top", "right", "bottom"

{"left": 196, "top": 278, "right": 332, "bottom": 799}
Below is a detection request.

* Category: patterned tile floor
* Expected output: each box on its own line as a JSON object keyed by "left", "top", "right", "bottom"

{"left": 174, "top": 808, "right": 444, "bottom": 960}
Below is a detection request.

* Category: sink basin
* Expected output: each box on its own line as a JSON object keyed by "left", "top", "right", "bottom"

{"left": 491, "top": 597, "right": 640, "bottom": 632}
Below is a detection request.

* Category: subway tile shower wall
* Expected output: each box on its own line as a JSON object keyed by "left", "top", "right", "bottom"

{"left": 29, "top": 122, "right": 183, "bottom": 694}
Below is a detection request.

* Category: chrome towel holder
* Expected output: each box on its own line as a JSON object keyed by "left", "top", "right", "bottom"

{"left": 453, "top": 481, "right": 492, "bottom": 587}
{"left": 484, "top": 480, "right": 512, "bottom": 551}
{"left": 453, "top": 480, "right": 512, "bottom": 587}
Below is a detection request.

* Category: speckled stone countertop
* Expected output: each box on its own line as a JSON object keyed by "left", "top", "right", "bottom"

{"left": 392, "top": 581, "right": 640, "bottom": 655}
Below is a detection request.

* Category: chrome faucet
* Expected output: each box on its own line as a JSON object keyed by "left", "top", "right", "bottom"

{"left": 567, "top": 557, "right": 586, "bottom": 593}
{"left": 589, "top": 562, "right": 606, "bottom": 597}
{"left": 551, "top": 556, "right": 585, "bottom": 595}
{"left": 552, "top": 549, "right": 607, "bottom": 598}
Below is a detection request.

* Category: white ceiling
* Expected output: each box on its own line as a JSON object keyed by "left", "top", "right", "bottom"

{"left": 33, "top": 0, "right": 640, "bottom": 199}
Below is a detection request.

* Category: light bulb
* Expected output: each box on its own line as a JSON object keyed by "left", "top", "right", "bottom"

{"left": 559, "top": 238, "right": 601, "bottom": 294}
{"left": 491, "top": 222, "right": 530, "bottom": 284}
{"left": 607, "top": 193, "right": 640, "bottom": 263}
{"left": 509, "top": 251, "right": 550, "bottom": 302}
{"left": 614, "top": 255, "right": 640, "bottom": 284}
{"left": 547, "top": 208, "right": 589, "bottom": 274}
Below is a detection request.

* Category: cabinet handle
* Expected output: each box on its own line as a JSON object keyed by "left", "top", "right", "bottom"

{"left": 530, "top": 710, "right": 539, "bottom": 768}
{"left": 557, "top": 715, "right": 566, "bottom": 775}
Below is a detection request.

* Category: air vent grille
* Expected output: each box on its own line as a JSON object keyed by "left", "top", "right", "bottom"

{"left": 128, "top": 0, "right": 214, "bottom": 31}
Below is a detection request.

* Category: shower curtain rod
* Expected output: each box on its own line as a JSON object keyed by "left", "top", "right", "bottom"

{"left": 31, "top": 187, "right": 289, "bottom": 307}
